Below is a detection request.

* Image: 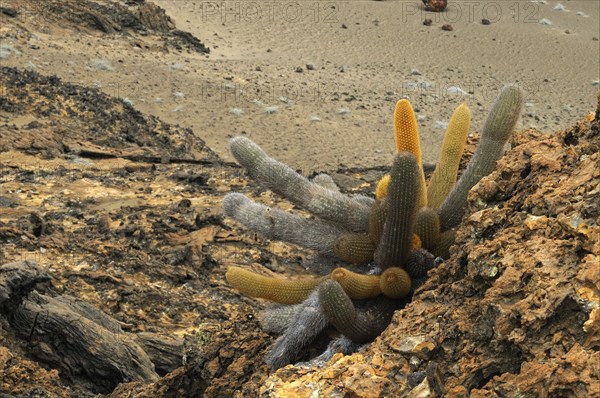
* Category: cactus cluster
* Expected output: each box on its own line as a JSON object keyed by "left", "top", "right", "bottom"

{"left": 222, "top": 85, "right": 523, "bottom": 369}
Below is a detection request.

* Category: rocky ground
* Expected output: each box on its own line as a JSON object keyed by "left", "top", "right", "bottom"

{"left": 1, "top": 67, "right": 599, "bottom": 398}
{"left": 1, "top": 1, "right": 599, "bottom": 397}
{"left": 0, "top": 66, "right": 403, "bottom": 397}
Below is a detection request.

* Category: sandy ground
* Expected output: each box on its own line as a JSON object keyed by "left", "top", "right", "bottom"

{"left": 1, "top": 0, "right": 598, "bottom": 172}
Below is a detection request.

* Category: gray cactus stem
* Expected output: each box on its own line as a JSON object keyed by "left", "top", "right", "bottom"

{"left": 265, "top": 289, "right": 329, "bottom": 370}
{"left": 222, "top": 193, "right": 346, "bottom": 256}
{"left": 230, "top": 136, "right": 370, "bottom": 231}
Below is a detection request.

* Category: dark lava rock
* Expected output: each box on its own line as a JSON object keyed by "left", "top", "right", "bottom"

{"left": 0, "top": 7, "right": 17, "bottom": 17}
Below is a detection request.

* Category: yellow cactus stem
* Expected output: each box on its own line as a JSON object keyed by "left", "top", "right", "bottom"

{"left": 379, "top": 267, "right": 412, "bottom": 299}
{"left": 331, "top": 268, "right": 382, "bottom": 300}
{"left": 412, "top": 233, "right": 422, "bottom": 249}
{"left": 427, "top": 103, "right": 471, "bottom": 208}
{"left": 375, "top": 174, "right": 390, "bottom": 200}
{"left": 226, "top": 266, "right": 327, "bottom": 304}
{"left": 391, "top": 99, "right": 428, "bottom": 207}
{"left": 334, "top": 233, "right": 376, "bottom": 264}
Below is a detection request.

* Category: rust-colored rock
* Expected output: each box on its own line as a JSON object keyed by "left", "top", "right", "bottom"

{"left": 423, "top": 0, "right": 448, "bottom": 12}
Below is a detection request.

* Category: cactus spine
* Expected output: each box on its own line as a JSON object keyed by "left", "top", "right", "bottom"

{"left": 379, "top": 267, "right": 412, "bottom": 299}
{"left": 432, "top": 229, "right": 457, "bottom": 259}
{"left": 404, "top": 248, "right": 436, "bottom": 278}
{"left": 312, "top": 173, "right": 339, "bottom": 192}
{"left": 375, "top": 174, "right": 391, "bottom": 200}
{"left": 265, "top": 290, "right": 328, "bottom": 370}
{"left": 368, "top": 199, "right": 387, "bottom": 245}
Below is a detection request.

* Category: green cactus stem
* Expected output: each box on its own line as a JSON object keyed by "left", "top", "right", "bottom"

{"left": 413, "top": 207, "right": 441, "bottom": 251}
{"left": 374, "top": 152, "right": 421, "bottom": 269}
{"left": 318, "top": 280, "right": 397, "bottom": 343}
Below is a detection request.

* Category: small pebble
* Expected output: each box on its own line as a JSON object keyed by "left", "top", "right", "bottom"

{"left": 433, "top": 121, "right": 449, "bottom": 130}
{"left": 341, "top": 23, "right": 348, "bottom": 29}
{"left": 423, "top": 19, "right": 433, "bottom": 26}
{"left": 481, "top": 18, "right": 491, "bottom": 25}
{"left": 553, "top": 3, "right": 566, "bottom": 11}
{"left": 441, "top": 24, "right": 453, "bottom": 31}
{"left": 423, "top": 0, "right": 447, "bottom": 12}
{"left": 306, "top": 63, "right": 316, "bottom": 70}
{"left": 447, "top": 86, "right": 467, "bottom": 95}
{"left": 295, "top": 66, "right": 303, "bottom": 73}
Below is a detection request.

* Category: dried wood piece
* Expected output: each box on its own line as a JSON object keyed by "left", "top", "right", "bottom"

{"left": 136, "top": 332, "right": 184, "bottom": 375}
{"left": 12, "top": 292, "right": 158, "bottom": 394}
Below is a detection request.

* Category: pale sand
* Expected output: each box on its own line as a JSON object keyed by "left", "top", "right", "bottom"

{"left": 1, "top": 0, "right": 599, "bottom": 172}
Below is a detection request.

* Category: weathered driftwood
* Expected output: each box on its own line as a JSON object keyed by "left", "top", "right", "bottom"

{"left": 0, "top": 261, "right": 160, "bottom": 394}
{"left": 136, "top": 332, "right": 184, "bottom": 376}
{"left": 12, "top": 291, "right": 159, "bottom": 393}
